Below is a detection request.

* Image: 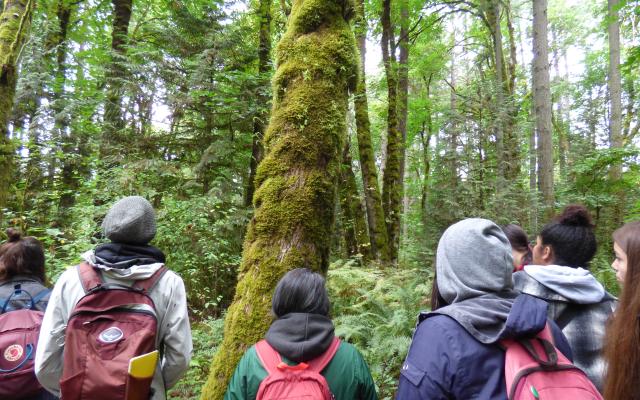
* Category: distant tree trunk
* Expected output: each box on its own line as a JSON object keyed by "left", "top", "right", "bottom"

{"left": 487, "top": 0, "right": 505, "bottom": 183}
{"left": 396, "top": 0, "right": 409, "bottom": 254}
{"left": 245, "top": 0, "right": 272, "bottom": 207}
{"left": 199, "top": 0, "right": 357, "bottom": 396}
{"left": 608, "top": 0, "right": 624, "bottom": 227}
{"left": 503, "top": 0, "right": 520, "bottom": 180}
{"left": 532, "top": 0, "right": 554, "bottom": 218}
{"left": 380, "top": 0, "right": 402, "bottom": 264}
{"left": 339, "top": 140, "right": 370, "bottom": 259}
{"left": 353, "top": 0, "right": 389, "bottom": 262}
{"left": 101, "top": 0, "right": 132, "bottom": 158}
{"left": 0, "top": 0, "right": 34, "bottom": 211}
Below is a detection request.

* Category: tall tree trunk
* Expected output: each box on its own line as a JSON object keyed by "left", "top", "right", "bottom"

{"left": 503, "top": 0, "right": 519, "bottom": 180}
{"left": 380, "top": 0, "right": 401, "bottom": 264}
{"left": 101, "top": 0, "right": 132, "bottom": 158}
{"left": 396, "top": 0, "right": 409, "bottom": 255}
{"left": 339, "top": 139, "right": 370, "bottom": 259}
{"left": 199, "top": 0, "right": 357, "bottom": 396}
{"left": 0, "top": 0, "right": 34, "bottom": 211}
{"left": 532, "top": 0, "right": 554, "bottom": 218}
{"left": 353, "top": 0, "right": 389, "bottom": 262}
{"left": 608, "top": 0, "right": 623, "bottom": 227}
{"left": 245, "top": 0, "right": 272, "bottom": 207}
{"left": 487, "top": 0, "right": 505, "bottom": 183}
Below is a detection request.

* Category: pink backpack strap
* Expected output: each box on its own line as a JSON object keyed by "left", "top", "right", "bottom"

{"left": 255, "top": 340, "right": 282, "bottom": 375}
{"left": 308, "top": 337, "right": 341, "bottom": 373}
{"left": 77, "top": 262, "right": 103, "bottom": 293}
{"left": 134, "top": 266, "right": 168, "bottom": 293}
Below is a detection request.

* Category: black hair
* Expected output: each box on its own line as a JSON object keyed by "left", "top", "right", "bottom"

{"left": 539, "top": 205, "right": 597, "bottom": 268}
{"left": 272, "top": 268, "right": 330, "bottom": 317}
{"left": 0, "top": 228, "right": 46, "bottom": 282}
{"left": 502, "top": 224, "right": 532, "bottom": 265}
{"left": 430, "top": 269, "right": 448, "bottom": 311}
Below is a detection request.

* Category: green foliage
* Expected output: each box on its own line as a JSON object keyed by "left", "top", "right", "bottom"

{"left": 328, "top": 260, "right": 431, "bottom": 399}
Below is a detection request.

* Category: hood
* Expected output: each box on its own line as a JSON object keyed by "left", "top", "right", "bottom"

{"left": 82, "top": 248, "right": 164, "bottom": 281}
{"left": 436, "top": 218, "right": 514, "bottom": 304}
{"left": 265, "top": 313, "right": 335, "bottom": 363}
{"left": 521, "top": 265, "right": 605, "bottom": 304}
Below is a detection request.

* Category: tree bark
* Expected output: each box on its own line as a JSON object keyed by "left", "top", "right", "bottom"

{"left": 101, "top": 0, "right": 132, "bottom": 158}
{"left": 608, "top": 0, "right": 623, "bottom": 227}
{"left": 0, "top": 0, "right": 34, "bottom": 211}
{"left": 396, "top": 0, "right": 409, "bottom": 255}
{"left": 532, "top": 0, "right": 554, "bottom": 218}
{"left": 486, "top": 0, "right": 505, "bottom": 183}
{"left": 199, "top": 0, "right": 358, "bottom": 396}
{"left": 245, "top": 0, "right": 272, "bottom": 207}
{"left": 353, "top": 0, "right": 389, "bottom": 262}
{"left": 380, "top": 0, "right": 402, "bottom": 264}
{"left": 339, "top": 139, "right": 370, "bottom": 259}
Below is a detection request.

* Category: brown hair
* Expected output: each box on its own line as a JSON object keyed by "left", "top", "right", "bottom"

{"left": 0, "top": 228, "right": 46, "bottom": 282}
{"left": 604, "top": 221, "right": 640, "bottom": 400}
{"left": 502, "top": 224, "right": 532, "bottom": 266}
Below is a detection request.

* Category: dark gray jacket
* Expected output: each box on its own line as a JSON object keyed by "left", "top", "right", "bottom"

{"left": 514, "top": 266, "right": 616, "bottom": 391}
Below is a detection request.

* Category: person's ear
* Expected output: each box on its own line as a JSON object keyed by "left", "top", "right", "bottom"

{"left": 542, "top": 245, "right": 553, "bottom": 263}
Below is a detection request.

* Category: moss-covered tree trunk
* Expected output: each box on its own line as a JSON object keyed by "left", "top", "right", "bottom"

{"left": 200, "top": 0, "right": 357, "bottom": 396}
{"left": 608, "top": 0, "right": 624, "bottom": 228}
{"left": 339, "top": 139, "right": 370, "bottom": 259}
{"left": 0, "top": 0, "right": 34, "bottom": 211}
{"left": 100, "top": 0, "right": 132, "bottom": 158}
{"left": 245, "top": 0, "right": 273, "bottom": 207}
{"left": 353, "top": 0, "right": 389, "bottom": 262}
{"left": 380, "top": 0, "right": 401, "bottom": 264}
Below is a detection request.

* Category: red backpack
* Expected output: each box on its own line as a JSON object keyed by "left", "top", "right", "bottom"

{"left": 502, "top": 323, "right": 603, "bottom": 400}
{"left": 0, "top": 284, "right": 50, "bottom": 399}
{"left": 255, "top": 337, "right": 341, "bottom": 400}
{"left": 60, "top": 262, "right": 167, "bottom": 400}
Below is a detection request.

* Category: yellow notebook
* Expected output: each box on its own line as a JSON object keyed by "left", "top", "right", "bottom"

{"left": 128, "top": 350, "right": 159, "bottom": 378}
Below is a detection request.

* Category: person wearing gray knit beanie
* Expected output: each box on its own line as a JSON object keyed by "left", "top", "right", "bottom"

{"left": 102, "top": 196, "right": 157, "bottom": 245}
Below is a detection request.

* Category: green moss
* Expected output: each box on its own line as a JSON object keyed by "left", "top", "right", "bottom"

{"left": 200, "top": 0, "right": 358, "bottom": 397}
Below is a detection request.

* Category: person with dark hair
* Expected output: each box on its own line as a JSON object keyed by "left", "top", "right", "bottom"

{"left": 35, "top": 196, "right": 192, "bottom": 400}
{"left": 0, "top": 228, "right": 55, "bottom": 400}
{"left": 603, "top": 221, "right": 640, "bottom": 400}
{"left": 397, "top": 218, "right": 572, "bottom": 399}
{"left": 513, "top": 205, "right": 616, "bottom": 391}
{"left": 501, "top": 224, "right": 532, "bottom": 271}
{"left": 225, "top": 268, "right": 377, "bottom": 400}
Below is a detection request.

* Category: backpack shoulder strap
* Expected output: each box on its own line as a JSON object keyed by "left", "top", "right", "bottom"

{"left": 308, "top": 337, "right": 341, "bottom": 373}
{"left": 255, "top": 340, "right": 282, "bottom": 375}
{"left": 133, "top": 266, "right": 168, "bottom": 293}
{"left": 31, "top": 288, "right": 51, "bottom": 306}
{"left": 77, "top": 262, "right": 103, "bottom": 293}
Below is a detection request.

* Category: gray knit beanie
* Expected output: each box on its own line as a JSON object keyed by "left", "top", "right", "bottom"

{"left": 436, "top": 218, "right": 514, "bottom": 304}
{"left": 102, "top": 196, "right": 157, "bottom": 245}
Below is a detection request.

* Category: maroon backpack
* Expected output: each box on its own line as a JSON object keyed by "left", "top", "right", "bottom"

{"left": 502, "top": 323, "right": 603, "bottom": 400}
{"left": 0, "top": 284, "right": 50, "bottom": 399}
{"left": 60, "top": 262, "right": 167, "bottom": 400}
{"left": 255, "top": 337, "right": 341, "bottom": 400}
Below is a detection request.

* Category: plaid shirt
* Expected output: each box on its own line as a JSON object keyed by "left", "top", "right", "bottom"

{"left": 513, "top": 271, "right": 617, "bottom": 392}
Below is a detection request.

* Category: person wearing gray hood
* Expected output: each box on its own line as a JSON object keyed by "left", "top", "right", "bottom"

{"left": 513, "top": 205, "right": 616, "bottom": 391}
{"left": 397, "top": 218, "right": 572, "bottom": 399}
{"left": 35, "top": 196, "right": 192, "bottom": 400}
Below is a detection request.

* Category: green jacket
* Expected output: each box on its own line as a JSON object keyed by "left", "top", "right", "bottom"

{"left": 224, "top": 341, "right": 378, "bottom": 400}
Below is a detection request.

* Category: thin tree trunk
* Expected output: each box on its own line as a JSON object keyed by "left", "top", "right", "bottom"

{"left": 199, "top": 0, "right": 358, "bottom": 396}
{"left": 608, "top": 0, "right": 624, "bottom": 226}
{"left": 0, "top": 0, "right": 34, "bottom": 211}
{"left": 396, "top": 0, "right": 409, "bottom": 256}
{"left": 380, "top": 0, "right": 402, "bottom": 264}
{"left": 487, "top": 0, "right": 505, "bottom": 183}
{"left": 245, "top": 0, "right": 272, "bottom": 207}
{"left": 339, "top": 139, "right": 370, "bottom": 260}
{"left": 101, "top": 0, "right": 132, "bottom": 158}
{"left": 353, "top": 0, "right": 389, "bottom": 262}
{"left": 532, "top": 0, "right": 554, "bottom": 218}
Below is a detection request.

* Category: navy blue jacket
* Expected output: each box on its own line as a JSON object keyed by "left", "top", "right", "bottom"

{"left": 397, "top": 295, "right": 572, "bottom": 400}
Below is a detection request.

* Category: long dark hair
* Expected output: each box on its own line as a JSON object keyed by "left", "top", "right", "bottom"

{"left": 430, "top": 270, "right": 448, "bottom": 311}
{"left": 539, "top": 205, "right": 596, "bottom": 268}
{"left": 0, "top": 228, "right": 46, "bottom": 282}
{"left": 604, "top": 221, "right": 640, "bottom": 400}
{"left": 272, "top": 268, "right": 330, "bottom": 317}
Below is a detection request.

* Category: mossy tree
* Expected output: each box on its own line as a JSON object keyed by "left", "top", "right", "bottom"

{"left": 0, "top": 0, "right": 35, "bottom": 212}
{"left": 199, "top": 0, "right": 358, "bottom": 396}
{"left": 353, "top": 0, "right": 389, "bottom": 262}
{"left": 339, "top": 139, "right": 370, "bottom": 259}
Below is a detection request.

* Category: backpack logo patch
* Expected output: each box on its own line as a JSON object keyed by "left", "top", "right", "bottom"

{"left": 98, "top": 327, "right": 124, "bottom": 344}
{"left": 4, "top": 344, "right": 24, "bottom": 362}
